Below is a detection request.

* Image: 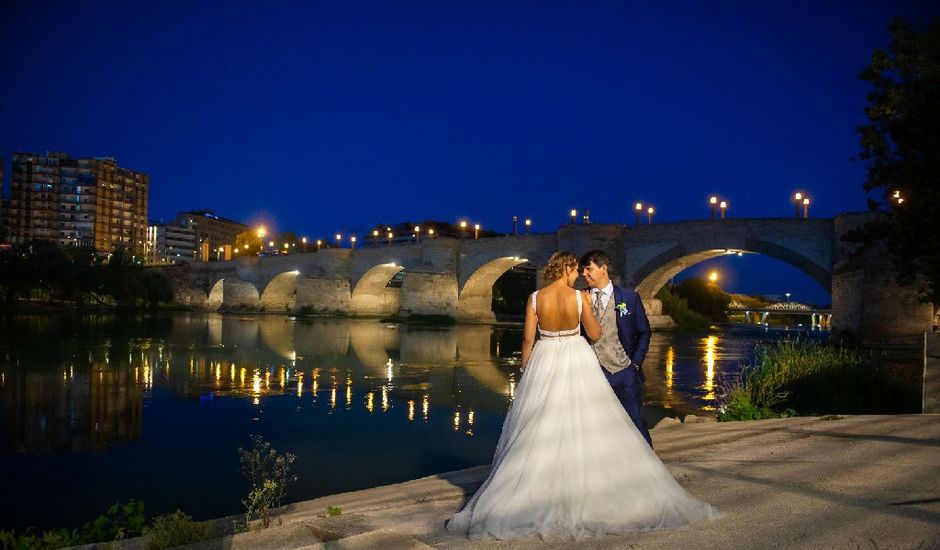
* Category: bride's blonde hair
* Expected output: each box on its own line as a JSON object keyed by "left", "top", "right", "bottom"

{"left": 541, "top": 251, "right": 578, "bottom": 282}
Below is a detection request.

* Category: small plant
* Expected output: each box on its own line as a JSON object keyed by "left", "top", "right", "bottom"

{"left": 144, "top": 510, "right": 214, "bottom": 550}
{"left": 326, "top": 506, "right": 342, "bottom": 517}
{"left": 75, "top": 499, "right": 147, "bottom": 543}
{"left": 239, "top": 435, "right": 297, "bottom": 529}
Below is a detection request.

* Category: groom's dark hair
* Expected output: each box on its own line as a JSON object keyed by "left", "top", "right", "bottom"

{"left": 580, "top": 250, "right": 611, "bottom": 268}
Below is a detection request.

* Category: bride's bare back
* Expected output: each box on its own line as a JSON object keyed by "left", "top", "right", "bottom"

{"left": 534, "top": 286, "right": 582, "bottom": 332}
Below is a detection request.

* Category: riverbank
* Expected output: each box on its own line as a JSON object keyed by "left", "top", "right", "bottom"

{"left": 88, "top": 414, "right": 940, "bottom": 550}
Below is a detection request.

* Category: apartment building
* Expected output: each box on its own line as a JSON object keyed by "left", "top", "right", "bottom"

{"left": 5, "top": 152, "right": 149, "bottom": 257}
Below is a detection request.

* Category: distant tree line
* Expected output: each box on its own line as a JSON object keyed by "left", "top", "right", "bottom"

{"left": 0, "top": 241, "right": 173, "bottom": 307}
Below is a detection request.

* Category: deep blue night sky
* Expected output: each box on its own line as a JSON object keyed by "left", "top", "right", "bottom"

{"left": 2, "top": 1, "right": 937, "bottom": 305}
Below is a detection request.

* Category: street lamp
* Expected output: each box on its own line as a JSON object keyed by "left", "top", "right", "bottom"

{"left": 634, "top": 202, "right": 643, "bottom": 226}
{"left": 301, "top": 236, "right": 307, "bottom": 252}
{"left": 372, "top": 229, "right": 379, "bottom": 246}
{"left": 569, "top": 209, "right": 578, "bottom": 224}
{"left": 474, "top": 223, "right": 480, "bottom": 240}
{"left": 316, "top": 239, "right": 322, "bottom": 250}
{"left": 387, "top": 231, "right": 393, "bottom": 247}
{"left": 512, "top": 216, "right": 518, "bottom": 236}
{"left": 785, "top": 292, "right": 791, "bottom": 301}
{"left": 709, "top": 271, "right": 719, "bottom": 284}
{"left": 524, "top": 218, "right": 532, "bottom": 235}
{"left": 335, "top": 233, "right": 342, "bottom": 248}
{"left": 802, "top": 197, "right": 810, "bottom": 219}
{"left": 283, "top": 242, "right": 289, "bottom": 253}
{"left": 459, "top": 220, "right": 467, "bottom": 239}
{"left": 647, "top": 206, "right": 655, "bottom": 224}
{"left": 428, "top": 228, "right": 435, "bottom": 238}
{"left": 793, "top": 192, "right": 803, "bottom": 218}
{"left": 720, "top": 201, "right": 728, "bottom": 220}
{"left": 217, "top": 246, "right": 224, "bottom": 261}
{"left": 350, "top": 235, "right": 357, "bottom": 249}
{"left": 709, "top": 196, "right": 718, "bottom": 219}
{"left": 414, "top": 226, "right": 420, "bottom": 244}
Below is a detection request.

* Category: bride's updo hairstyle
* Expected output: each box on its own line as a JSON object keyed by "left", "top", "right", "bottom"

{"left": 541, "top": 251, "right": 578, "bottom": 282}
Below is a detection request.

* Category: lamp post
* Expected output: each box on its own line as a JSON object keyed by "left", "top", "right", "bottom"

{"left": 414, "top": 226, "right": 420, "bottom": 244}
{"left": 720, "top": 201, "right": 728, "bottom": 220}
{"left": 283, "top": 242, "right": 289, "bottom": 254}
{"left": 709, "top": 196, "right": 718, "bottom": 219}
{"left": 428, "top": 228, "right": 435, "bottom": 238}
{"left": 634, "top": 202, "right": 643, "bottom": 226}
{"left": 474, "top": 223, "right": 480, "bottom": 240}
{"left": 459, "top": 220, "right": 467, "bottom": 239}
{"left": 647, "top": 206, "right": 655, "bottom": 224}
{"left": 372, "top": 230, "right": 379, "bottom": 247}
{"left": 335, "top": 234, "right": 342, "bottom": 248}
{"left": 524, "top": 218, "right": 531, "bottom": 235}
{"left": 793, "top": 192, "right": 803, "bottom": 218}
{"left": 316, "top": 239, "right": 322, "bottom": 250}
{"left": 350, "top": 236, "right": 357, "bottom": 249}
{"left": 569, "top": 209, "right": 577, "bottom": 224}
{"left": 512, "top": 216, "right": 518, "bottom": 236}
{"left": 387, "top": 231, "right": 393, "bottom": 247}
{"left": 802, "top": 197, "right": 810, "bottom": 219}
{"left": 301, "top": 236, "right": 307, "bottom": 252}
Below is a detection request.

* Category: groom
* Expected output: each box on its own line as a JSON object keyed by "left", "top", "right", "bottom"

{"left": 580, "top": 250, "right": 653, "bottom": 447}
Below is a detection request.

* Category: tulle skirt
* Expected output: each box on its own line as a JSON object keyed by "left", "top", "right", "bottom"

{"left": 446, "top": 335, "right": 718, "bottom": 540}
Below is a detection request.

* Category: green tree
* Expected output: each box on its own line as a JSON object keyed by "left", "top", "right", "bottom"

{"left": 852, "top": 17, "right": 940, "bottom": 303}
{"left": 671, "top": 277, "right": 732, "bottom": 321}
{"left": 235, "top": 230, "right": 263, "bottom": 256}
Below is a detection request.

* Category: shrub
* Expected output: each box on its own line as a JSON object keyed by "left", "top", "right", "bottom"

{"left": 145, "top": 510, "right": 214, "bottom": 550}
{"left": 326, "top": 506, "right": 342, "bottom": 517}
{"left": 238, "top": 435, "right": 297, "bottom": 529}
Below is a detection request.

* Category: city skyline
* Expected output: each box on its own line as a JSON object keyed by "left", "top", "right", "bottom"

{"left": 3, "top": 1, "right": 938, "bottom": 304}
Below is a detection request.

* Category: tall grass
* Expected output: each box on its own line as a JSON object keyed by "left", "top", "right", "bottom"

{"left": 718, "top": 339, "right": 918, "bottom": 421}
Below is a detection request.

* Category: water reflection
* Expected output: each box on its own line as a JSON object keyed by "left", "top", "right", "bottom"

{"left": 0, "top": 313, "right": 827, "bottom": 457}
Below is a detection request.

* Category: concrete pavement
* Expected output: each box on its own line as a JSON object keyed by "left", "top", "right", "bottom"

{"left": 104, "top": 415, "right": 940, "bottom": 549}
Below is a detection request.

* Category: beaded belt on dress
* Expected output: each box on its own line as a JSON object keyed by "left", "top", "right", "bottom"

{"left": 538, "top": 329, "right": 580, "bottom": 339}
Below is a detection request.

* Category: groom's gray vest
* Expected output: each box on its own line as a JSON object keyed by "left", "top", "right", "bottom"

{"left": 591, "top": 299, "right": 632, "bottom": 374}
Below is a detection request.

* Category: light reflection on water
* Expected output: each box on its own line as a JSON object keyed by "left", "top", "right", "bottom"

{"left": 0, "top": 312, "right": 825, "bottom": 532}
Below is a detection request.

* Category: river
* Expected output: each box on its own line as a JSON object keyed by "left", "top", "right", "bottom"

{"left": 0, "top": 311, "right": 826, "bottom": 532}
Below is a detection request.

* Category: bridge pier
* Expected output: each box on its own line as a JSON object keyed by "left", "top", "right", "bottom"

{"left": 295, "top": 278, "right": 351, "bottom": 315}
{"left": 399, "top": 271, "right": 459, "bottom": 318}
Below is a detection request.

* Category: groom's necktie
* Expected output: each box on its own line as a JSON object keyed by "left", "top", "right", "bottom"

{"left": 593, "top": 289, "right": 603, "bottom": 318}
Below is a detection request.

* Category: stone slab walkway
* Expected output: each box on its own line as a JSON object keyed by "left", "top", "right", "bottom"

{"left": 97, "top": 415, "right": 940, "bottom": 550}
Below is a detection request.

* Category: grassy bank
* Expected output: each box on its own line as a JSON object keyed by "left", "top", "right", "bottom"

{"left": 718, "top": 340, "right": 921, "bottom": 421}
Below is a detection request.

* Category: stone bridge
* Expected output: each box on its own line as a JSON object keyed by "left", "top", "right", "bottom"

{"left": 172, "top": 214, "right": 935, "bottom": 340}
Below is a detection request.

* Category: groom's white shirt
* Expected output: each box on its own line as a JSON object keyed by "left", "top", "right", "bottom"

{"left": 593, "top": 281, "right": 614, "bottom": 310}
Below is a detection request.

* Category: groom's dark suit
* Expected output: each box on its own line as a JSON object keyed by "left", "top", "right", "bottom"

{"left": 598, "top": 285, "right": 652, "bottom": 446}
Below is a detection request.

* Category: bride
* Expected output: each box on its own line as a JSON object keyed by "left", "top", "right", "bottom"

{"left": 446, "top": 251, "right": 718, "bottom": 540}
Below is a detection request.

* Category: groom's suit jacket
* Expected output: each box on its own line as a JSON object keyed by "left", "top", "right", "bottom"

{"left": 610, "top": 285, "right": 652, "bottom": 381}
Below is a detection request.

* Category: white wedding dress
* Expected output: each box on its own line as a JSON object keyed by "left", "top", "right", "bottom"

{"left": 446, "top": 290, "right": 717, "bottom": 540}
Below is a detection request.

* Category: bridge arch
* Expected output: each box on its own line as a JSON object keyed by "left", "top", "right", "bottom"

{"left": 457, "top": 256, "right": 530, "bottom": 321}
{"left": 206, "top": 278, "right": 261, "bottom": 310}
{"left": 349, "top": 263, "right": 405, "bottom": 316}
{"left": 261, "top": 271, "right": 300, "bottom": 311}
{"left": 632, "top": 239, "right": 831, "bottom": 305}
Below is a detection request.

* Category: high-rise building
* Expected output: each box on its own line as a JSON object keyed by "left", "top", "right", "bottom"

{"left": 147, "top": 218, "right": 197, "bottom": 264}
{"left": 176, "top": 209, "right": 246, "bottom": 258}
{"left": 6, "top": 152, "right": 149, "bottom": 257}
